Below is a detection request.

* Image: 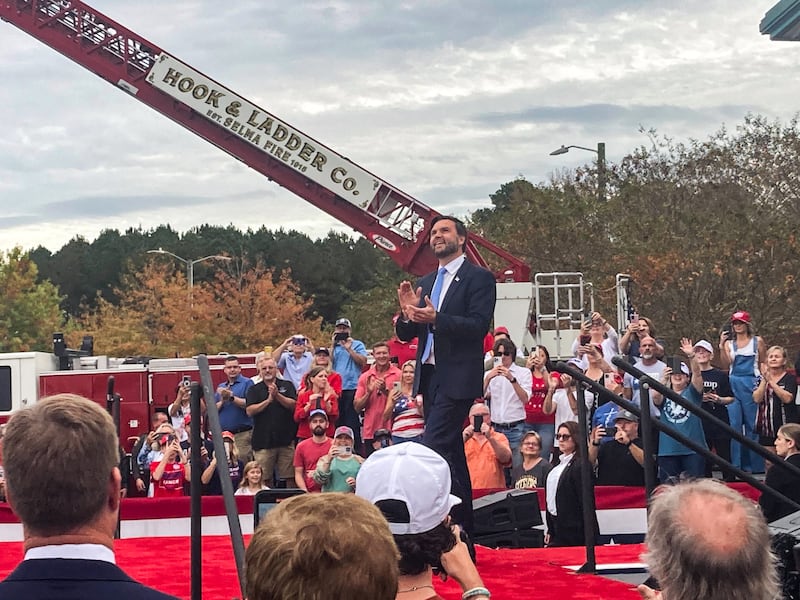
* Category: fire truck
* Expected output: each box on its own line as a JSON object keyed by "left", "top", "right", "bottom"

{"left": 0, "top": 1, "right": 635, "bottom": 435}
{"left": 0, "top": 345, "right": 260, "bottom": 445}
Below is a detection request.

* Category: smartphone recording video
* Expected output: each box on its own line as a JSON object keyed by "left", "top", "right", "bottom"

{"left": 667, "top": 356, "right": 684, "bottom": 374}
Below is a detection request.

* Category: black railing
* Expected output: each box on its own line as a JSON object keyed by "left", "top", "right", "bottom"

{"left": 554, "top": 357, "right": 800, "bottom": 574}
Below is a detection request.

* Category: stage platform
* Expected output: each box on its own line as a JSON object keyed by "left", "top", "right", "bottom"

{"left": 0, "top": 536, "right": 649, "bottom": 599}
{"left": 0, "top": 484, "right": 762, "bottom": 598}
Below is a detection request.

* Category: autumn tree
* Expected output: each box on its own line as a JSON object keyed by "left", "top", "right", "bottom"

{"left": 0, "top": 247, "right": 64, "bottom": 352}
{"left": 72, "top": 260, "right": 324, "bottom": 357}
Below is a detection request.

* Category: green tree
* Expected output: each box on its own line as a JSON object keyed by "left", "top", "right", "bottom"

{"left": 469, "top": 114, "right": 800, "bottom": 354}
{"left": 0, "top": 247, "right": 64, "bottom": 351}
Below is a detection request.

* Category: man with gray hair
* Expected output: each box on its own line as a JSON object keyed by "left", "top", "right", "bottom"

{"left": 0, "top": 394, "right": 177, "bottom": 599}
{"left": 638, "top": 478, "right": 779, "bottom": 600}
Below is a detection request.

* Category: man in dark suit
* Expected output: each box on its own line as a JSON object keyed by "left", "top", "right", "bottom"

{"left": 0, "top": 393, "right": 177, "bottom": 599}
{"left": 396, "top": 215, "right": 496, "bottom": 533}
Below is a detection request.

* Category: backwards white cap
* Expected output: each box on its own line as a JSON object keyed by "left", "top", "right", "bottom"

{"left": 356, "top": 442, "right": 461, "bottom": 535}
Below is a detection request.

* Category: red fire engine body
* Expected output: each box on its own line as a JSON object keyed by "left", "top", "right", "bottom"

{"left": 0, "top": 352, "right": 259, "bottom": 448}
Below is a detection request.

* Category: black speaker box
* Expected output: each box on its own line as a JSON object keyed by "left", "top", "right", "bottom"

{"left": 475, "top": 527, "right": 544, "bottom": 549}
{"left": 769, "top": 510, "right": 800, "bottom": 600}
{"left": 472, "top": 488, "right": 542, "bottom": 535}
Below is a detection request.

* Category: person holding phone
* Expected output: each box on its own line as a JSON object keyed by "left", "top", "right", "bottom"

{"left": 271, "top": 334, "right": 315, "bottom": 390}
{"left": 570, "top": 311, "right": 619, "bottom": 368}
{"left": 295, "top": 367, "right": 339, "bottom": 440}
{"left": 383, "top": 360, "right": 425, "bottom": 444}
{"left": 151, "top": 425, "right": 190, "bottom": 498}
{"left": 462, "top": 403, "right": 511, "bottom": 489}
{"left": 313, "top": 426, "right": 364, "bottom": 493}
{"left": 331, "top": 318, "right": 368, "bottom": 455}
{"left": 619, "top": 315, "right": 665, "bottom": 363}
{"left": 483, "top": 338, "right": 532, "bottom": 472}
{"left": 524, "top": 345, "right": 559, "bottom": 462}
{"left": 169, "top": 379, "right": 203, "bottom": 443}
{"left": 717, "top": 310, "right": 768, "bottom": 474}
{"left": 589, "top": 371, "right": 625, "bottom": 447}
{"left": 356, "top": 443, "right": 491, "bottom": 600}
{"left": 652, "top": 338, "right": 707, "bottom": 482}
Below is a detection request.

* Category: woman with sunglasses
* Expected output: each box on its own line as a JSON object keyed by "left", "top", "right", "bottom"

{"left": 718, "top": 310, "right": 768, "bottom": 473}
{"left": 545, "top": 421, "right": 598, "bottom": 547}
{"left": 759, "top": 423, "right": 800, "bottom": 522}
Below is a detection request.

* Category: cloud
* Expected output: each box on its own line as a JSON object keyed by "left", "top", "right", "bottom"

{"left": 0, "top": 0, "right": 797, "bottom": 255}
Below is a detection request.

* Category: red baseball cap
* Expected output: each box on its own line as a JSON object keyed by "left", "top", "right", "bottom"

{"left": 731, "top": 311, "right": 751, "bottom": 323}
{"left": 494, "top": 326, "right": 510, "bottom": 336}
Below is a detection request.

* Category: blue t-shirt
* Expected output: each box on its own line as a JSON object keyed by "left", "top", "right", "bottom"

{"left": 658, "top": 384, "right": 708, "bottom": 456}
{"left": 332, "top": 339, "right": 367, "bottom": 390}
{"left": 216, "top": 374, "right": 254, "bottom": 431}
{"left": 277, "top": 352, "right": 314, "bottom": 389}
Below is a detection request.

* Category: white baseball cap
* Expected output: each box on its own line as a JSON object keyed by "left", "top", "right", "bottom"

{"left": 693, "top": 340, "right": 714, "bottom": 353}
{"left": 356, "top": 442, "right": 461, "bottom": 535}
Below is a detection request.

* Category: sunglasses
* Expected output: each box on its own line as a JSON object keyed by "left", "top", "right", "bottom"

{"left": 555, "top": 433, "right": 572, "bottom": 441}
{"left": 494, "top": 351, "right": 512, "bottom": 357}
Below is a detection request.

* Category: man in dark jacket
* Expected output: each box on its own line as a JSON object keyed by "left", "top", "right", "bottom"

{"left": 0, "top": 393, "right": 177, "bottom": 599}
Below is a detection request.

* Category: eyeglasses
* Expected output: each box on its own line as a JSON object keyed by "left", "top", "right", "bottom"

{"left": 521, "top": 442, "right": 540, "bottom": 447}
{"left": 494, "top": 351, "right": 511, "bottom": 357}
{"left": 555, "top": 434, "right": 572, "bottom": 441}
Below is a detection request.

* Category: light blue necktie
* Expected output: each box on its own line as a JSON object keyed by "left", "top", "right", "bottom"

{"left": 420, "top": 267, "right": 447, "bottom": 362}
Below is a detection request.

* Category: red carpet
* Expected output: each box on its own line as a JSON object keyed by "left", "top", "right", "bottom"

{"left": 0, "top": 536, "right": 645, "bottom": 599}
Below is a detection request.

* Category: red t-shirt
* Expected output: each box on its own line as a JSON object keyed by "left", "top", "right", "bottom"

{"left": 524, "top": 373, "right": 558, "bottom": 425}
{"left": 387, "top": 337, "right": 418, "bottom": 367}
{"left": 293, "top": 436, "right": 333, "bottom": 493}
{"left": 150, "top": 460, "right": 186, "bottom": 497}
{"left": 294, "top": 390, "right": 339, "bottom": 439}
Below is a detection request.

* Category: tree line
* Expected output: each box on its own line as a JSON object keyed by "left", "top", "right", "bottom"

{"left": 3, "top": 112, "right": 799, "bottom": 358}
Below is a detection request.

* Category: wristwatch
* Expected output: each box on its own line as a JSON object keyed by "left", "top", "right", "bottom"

{"left": 591, "top": 440, "right": 601, "bottom": 446}
{"left": 509, "top": 377, "right": 517, "bottom": 384}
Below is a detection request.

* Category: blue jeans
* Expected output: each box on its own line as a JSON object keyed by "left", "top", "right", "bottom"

{"left": 392, "top": 434, "right": 423, "bottom": 445}
{"left": 728, "top": 377, "right": 763, "bottom": 473}
{"left": 658, "top": 453, "right": 705, "bottom": 483}
{"left": 493, "top": 422, "right": 526, "bottom": 470}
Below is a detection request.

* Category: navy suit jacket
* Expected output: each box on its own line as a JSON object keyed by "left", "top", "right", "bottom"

{"left": 0, "top": 558, "right": 178, "bottom": 600}
{"left": 397, "top": 259, "right": 496, "bottom": 400}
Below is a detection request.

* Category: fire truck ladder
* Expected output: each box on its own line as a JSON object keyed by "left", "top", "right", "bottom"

{"left": 1, "top": 0, "right": 530, "bottom": 282}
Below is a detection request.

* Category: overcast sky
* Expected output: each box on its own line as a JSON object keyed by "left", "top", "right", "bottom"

{"left": 1, "top": 1, "right": 797, "bottom": 253}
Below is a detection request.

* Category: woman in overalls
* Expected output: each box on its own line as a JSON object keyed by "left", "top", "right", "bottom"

{"left": 718, "top": 311, "right": 768, "bottom": 473}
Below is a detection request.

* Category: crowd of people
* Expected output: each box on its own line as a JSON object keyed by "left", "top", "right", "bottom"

{"left": 0, "top": 215, "right": 795, "bottom": 600}
{"left": 115, "top": 304, "right": 800, "bottom": 548}
{"left": 0, "top": 392, "right": 783, "bottom": 600}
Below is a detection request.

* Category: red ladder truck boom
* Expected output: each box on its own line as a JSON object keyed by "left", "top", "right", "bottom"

{"left": 1, "top": 0, "right": 530, "bottom": 282}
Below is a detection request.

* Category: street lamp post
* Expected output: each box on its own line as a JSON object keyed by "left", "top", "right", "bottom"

{"left": 550, "top": 142, "right": 606, "bottom": 202}
{"left": 146, "top": 248, "right": 232, "bottom": 300}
